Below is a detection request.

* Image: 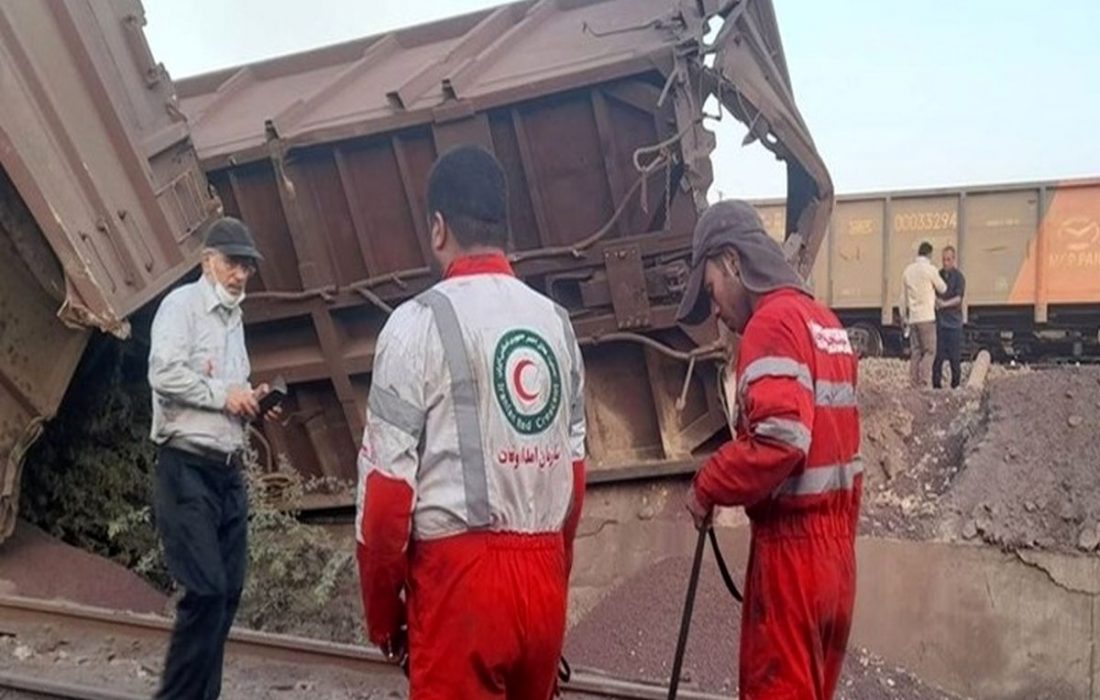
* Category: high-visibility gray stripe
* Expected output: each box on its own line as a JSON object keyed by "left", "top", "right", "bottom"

{"left": 739, "top": 357, "right": 813, "bottom": 395}
{"left": 368, "top": 384, "right": 424, "bottom": 438}
{"left": 775, "top": 458, "right": 864, "bottom": 497}
{"left": 740, "top": 357, "right": 856, "bottom": 409}
{"left": 814, "top": 380, "right": 857, "bottom": 408}
{"left": 754, "top": 417, "right": 812, "bottom": 453}
{"left": 554, "top": 305, "right": 584, "bottom": 420}
{"left": 416, "top": 290, "right": 491, "bottom": 527}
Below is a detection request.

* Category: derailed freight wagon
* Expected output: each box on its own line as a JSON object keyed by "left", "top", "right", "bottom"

{"left": 176, "top": 0, "right": 832, "bottom": 504}
{"left": 0, "top": 0, "right": 219, "bottom": 539}
{"left": 754, "top": 178, "right": 1100, "bottom": 359}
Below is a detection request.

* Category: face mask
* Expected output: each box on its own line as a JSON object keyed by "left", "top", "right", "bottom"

{"left": 214, "top": 281, "right": 245, "bottom": 309}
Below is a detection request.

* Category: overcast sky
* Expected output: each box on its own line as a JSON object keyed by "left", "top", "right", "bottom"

{"left": 144, "top": 0, "right": 1100, "bottom": 199}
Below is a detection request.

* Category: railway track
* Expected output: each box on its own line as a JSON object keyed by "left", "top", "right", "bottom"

{"left": 0, "top": 596, "right": 724, "bottom": 700}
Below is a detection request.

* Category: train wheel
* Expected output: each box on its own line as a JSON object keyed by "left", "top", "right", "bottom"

{"left": 847, "top": 323, "right": 884, "bottom": 358}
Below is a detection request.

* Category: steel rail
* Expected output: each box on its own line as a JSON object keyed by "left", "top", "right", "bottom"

{"left": 0, "top": 670, "right": 145, "bottom": 700}
{"left": 0, "top": 596, "right": 726, "bottom": 700}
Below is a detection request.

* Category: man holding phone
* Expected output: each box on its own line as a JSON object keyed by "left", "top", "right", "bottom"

{"left": 147, "top": 217, "right": 280, "bottom": 699}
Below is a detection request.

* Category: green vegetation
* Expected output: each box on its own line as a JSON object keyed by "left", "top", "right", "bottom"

{"left": 21, "top": 333, "right": 361, "bottom": 643}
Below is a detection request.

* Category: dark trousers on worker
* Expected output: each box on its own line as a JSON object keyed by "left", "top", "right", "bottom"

{"left": 933, "top": 326, "right": 962, "bottom": 389}
{"left": 154, "top": 446, "right": 248, "bottom": 700}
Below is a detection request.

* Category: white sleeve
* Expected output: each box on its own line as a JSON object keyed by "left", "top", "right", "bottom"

{"left": 557, "top": 311, "right": 587, "bottom": 462}
{"left": 568, "top": 333, "right": 587, "bottom": 461}
{"left": 355, "top": 303, "right": 433, "bottom": 538}
{"left": 931, "top": 267, "right": 948, "bottom": 293}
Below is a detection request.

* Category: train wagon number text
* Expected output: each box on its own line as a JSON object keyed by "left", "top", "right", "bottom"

{"left": 893, "top": 210, "right": 957, "bottom": 233}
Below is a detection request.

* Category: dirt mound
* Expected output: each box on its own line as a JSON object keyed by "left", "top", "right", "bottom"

{"left": 854, "top": 359, "right": 1100, "bottom": 556}
{"left": 938, "top": 366, "right": 1100, "bottom": 553}
{"left": 856, "top": 360, "right": 984, "bottom": 540}
{"left": 0, "top": 521, "right": 166, "bottom": 613}
{"left": 839, "top": 649, "right": 964, "bottom": 700}
{"left": 566, "top": 554, "right": 959, "bottom": 698}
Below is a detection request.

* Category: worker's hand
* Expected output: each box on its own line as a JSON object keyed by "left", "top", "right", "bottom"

{"left": 934, "top": 298, "right": 944, "bottom": 310}
{"left": 253, "top": 383, "right": 285, "bottom": 422}
{"left": 380, "top": 625, "right": 408, "bottom": 669}
{"left": 685, "top": 486, "right": 713, "bottom": 531}
{"left": 225, "top": 386, "right": 260, "bottom": 420}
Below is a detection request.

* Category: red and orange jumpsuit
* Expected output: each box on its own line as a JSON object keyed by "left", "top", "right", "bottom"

{"left": 694, "top": 288, "right": 862, "bottom": 699}
{"left": 356, "top": 254, "right": 586, "bottom": 699}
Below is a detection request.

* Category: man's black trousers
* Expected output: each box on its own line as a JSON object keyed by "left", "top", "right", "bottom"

{"left": 933, "top": 325, "right": 963, "bottom": 389}
{"left": 154, "top": 446, "right": 248, "bottom": 700}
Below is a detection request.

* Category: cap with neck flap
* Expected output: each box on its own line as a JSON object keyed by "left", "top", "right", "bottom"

{"left": 675, "top": 199, "right": 807, "bottom": 326}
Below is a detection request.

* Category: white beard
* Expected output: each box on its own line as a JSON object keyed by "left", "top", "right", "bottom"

{"left": 214, "top": 281, "right": 245, "bottom": 309}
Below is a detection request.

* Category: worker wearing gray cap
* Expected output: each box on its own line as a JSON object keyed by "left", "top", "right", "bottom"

{"left": 147, "top": 217, "right": 280, "bottom": 699}
{"left": 678, "top": 200, "right": 862, "bottom": 699}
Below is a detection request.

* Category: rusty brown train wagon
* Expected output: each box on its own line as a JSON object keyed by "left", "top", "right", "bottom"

{"left": 0, "top": 0, "right": 218, "bottom": 539}
{"left": 753, "top": 178, "right": 1100, "bottom": 358}
{"left": 175, "top": 0, "right": 832, "bottom": 502}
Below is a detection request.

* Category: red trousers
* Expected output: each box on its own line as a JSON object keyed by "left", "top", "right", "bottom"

{"left": 739, "top": 530, "right": 856, "bottom": 699}
{"left": 406, "top": 532, "right": 567, "bottom": 700}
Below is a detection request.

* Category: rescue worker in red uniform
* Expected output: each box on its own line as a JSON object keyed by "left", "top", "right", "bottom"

{"left": 356, "top": 145, "right": 587, "bottom": 699}
{"left": 677, "top": 200, "right": 862, "bottom": 699}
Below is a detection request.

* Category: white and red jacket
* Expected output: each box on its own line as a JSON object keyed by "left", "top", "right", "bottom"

{"left": 695, "top": 288, "right": 861, "bottom": 537}
{"left": 356, "top": 254, "right": 587, "bottom": 644}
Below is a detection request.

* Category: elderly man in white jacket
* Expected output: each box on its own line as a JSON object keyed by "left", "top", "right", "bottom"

{"left": 899, "top": 240, "right": 948, "bottom": 387}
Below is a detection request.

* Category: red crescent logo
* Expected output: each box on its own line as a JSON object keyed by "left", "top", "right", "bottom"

{"left": 512, "top": 359, "right": 540, "bottom": 402}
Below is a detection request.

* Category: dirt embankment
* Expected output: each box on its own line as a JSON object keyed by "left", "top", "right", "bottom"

{"left": 938, "top": 366, "right": 1100, "bottom": 553}
{"left": 857, "top": 359, "right": 1100, "bottom": 555}
{"left": 857, "top": 360, "right": 986, "bottom": 540}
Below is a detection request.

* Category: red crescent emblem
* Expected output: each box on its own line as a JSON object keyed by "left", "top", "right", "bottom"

{"left": 512, "top": 359, "right": 540, "bottom": 402}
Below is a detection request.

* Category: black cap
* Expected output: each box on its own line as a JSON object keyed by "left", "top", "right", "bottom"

{"left": 204, "top": 217, "right": 263, "bottom": 261}
{"left": 676, "top": 200, "right": 807, "bottom": 326}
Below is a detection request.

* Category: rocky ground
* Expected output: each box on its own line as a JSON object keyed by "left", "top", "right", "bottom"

{"left": 0, "top": 617, "right": 405, "bottom": 700}
{"left": 0, "top": 523, "right": 398, "bottom": 699}
{"left": 938, "top": 364, "right": 1100, "bottom": 553}
{"left": 857, "top": 359, "right": 987, "bottom": 540}
{"left": 0, "top": 517, "right": 963, "bottom": 699}
{"left": 569, "top": 357, "right": 1100, "bottom": 699}
{"left": 567, "top": 553, "right": 961, "bottom": 698}
{"left": 856, "top": 359, "right": 1100, "bottom": 555}
{"left": 5, "top": 358, "right": 1098, "bottom": 699}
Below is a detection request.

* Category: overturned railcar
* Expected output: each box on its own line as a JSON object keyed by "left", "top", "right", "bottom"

{"left": 175, "top": 0, "right": 832, "bottom": 504}
{"left": 0, "top": 0, "right": 219, "bottom": 538}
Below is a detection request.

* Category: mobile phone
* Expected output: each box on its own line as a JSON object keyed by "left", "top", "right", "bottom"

{"left": 257, "top": 376, "right": 287, "bottom": 415}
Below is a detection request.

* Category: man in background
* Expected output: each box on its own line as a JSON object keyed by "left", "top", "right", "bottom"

{"left": 933, "top": 245, "right": 966, "bottom": 388}
{"left": 899, "top": 241, "right": 947, "bottom": 387}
